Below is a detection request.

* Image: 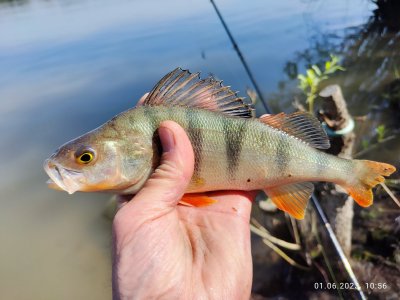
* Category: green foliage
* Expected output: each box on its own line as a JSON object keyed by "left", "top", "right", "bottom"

{"left": 360, "top": 207, "right": 379, "bottom": 220}
{"left": 297, "top": 55, "right": 345, "bottom": 113}
{"left": 375, "top": 124, "right": 386, "bottom": 142}
{"left": 361, "top": 139, "right": 370, "bottom": 150}
{"left": 394, "top": 65, "right": 400, "bottom": 79}
{"left": 355, "top": 125, "right": 395, "bottom": 158}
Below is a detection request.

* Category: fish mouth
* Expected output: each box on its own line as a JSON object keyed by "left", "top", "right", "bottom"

{"left": 44, "top": 159, "right": 83, "bottom": 194}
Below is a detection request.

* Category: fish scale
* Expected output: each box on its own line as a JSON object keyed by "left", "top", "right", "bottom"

{"left": 108, "top": 105, "right": 387, "bottom": 197}
{"left": 44, "top": 68, "right": 396, "bottom": 219}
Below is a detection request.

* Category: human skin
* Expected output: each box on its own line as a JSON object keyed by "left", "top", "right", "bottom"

{"left": 112, "top": 120, "right": 255, "bottom": 300}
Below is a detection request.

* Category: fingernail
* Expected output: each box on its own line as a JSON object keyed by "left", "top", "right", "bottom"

{"left": 159, "top": 127, "right": 175, "bottom": 153}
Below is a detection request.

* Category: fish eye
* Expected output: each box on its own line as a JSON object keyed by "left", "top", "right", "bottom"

{"left": 75, "top": 149, "right": 95, "bottom": 164}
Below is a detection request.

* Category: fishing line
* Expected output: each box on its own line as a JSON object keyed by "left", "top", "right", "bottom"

{"left": 380, "top": 182, "right": 400, "bottom": 208}
{"left": 209, "top": 1, "right": 366, "bottom": 299}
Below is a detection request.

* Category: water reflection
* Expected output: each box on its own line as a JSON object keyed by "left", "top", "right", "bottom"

{"left": 270, "top": 1, "right": 400, "bottom": 165}
{"left": 338, "top": 3, "right": 400, "bottom": 168}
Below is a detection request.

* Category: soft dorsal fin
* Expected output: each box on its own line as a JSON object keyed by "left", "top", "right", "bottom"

{"left": 143, "top": 68, "right": 254, "bottom": 118}
{"left": 260, "top": 112, "right": 330, "bottom": 149}
{"left": 264, "top": 182, "right": 314, "bottom": 220}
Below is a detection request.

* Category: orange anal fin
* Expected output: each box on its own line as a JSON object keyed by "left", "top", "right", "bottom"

{"left": 348, "top": 187, "right": 373, "bottom": 207}
{"left": 179, "top": 193, "right": 217, "bottom": 207}
{"left": 264, "top": 182, "right": 314, "bottom": 220}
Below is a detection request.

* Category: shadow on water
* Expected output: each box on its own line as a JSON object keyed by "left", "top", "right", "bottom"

{"left": 0, "top": 0, "right": 28, "bottom": 6}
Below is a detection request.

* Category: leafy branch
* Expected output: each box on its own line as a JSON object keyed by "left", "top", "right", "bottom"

{"left": 297, "top": 55, "right": 345, "bottom": 113}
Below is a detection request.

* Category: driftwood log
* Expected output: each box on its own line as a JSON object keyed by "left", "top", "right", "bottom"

{"left": 297, "top": 84, "right": 356, "bottom": 260}
{"left": 317, "top": 84, "right": 356, "bottom": 257}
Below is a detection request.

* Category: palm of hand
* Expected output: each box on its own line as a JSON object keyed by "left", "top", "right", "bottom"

{"left": 113, "top": 191, "right": 253, "bottom": 300}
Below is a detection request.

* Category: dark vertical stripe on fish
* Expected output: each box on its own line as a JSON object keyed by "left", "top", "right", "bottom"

{"left": 151, "top": 131, "right": 162, "bottom": 170}
{"left": 276, "top": 133, "right": 289, "bottom": 174}
{"left": 141, "top": 107, "right": 162, "bottom": 169}
{"left": 223, "top": 118, "right": 247, "bottom": 176}
{"left": 186, "top": 109, "right": 203, "bottom": 178}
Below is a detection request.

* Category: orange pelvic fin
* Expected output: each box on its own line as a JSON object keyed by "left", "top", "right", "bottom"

{"left": 179, "top": 193, "right": 217, "bottom": 207}
{"left": 345, "top": 160, "right": 396, "bottom": 207}
{"left": 264, "top": 182, "right": 314, "bottom": 220}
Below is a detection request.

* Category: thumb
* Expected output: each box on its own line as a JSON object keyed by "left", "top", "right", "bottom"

{"left": 125, "top": 120, "right": 195, "bottom": 213}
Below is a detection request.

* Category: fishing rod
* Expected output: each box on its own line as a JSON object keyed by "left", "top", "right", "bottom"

{"left": 209, "top": 1, "right": 366, "bottom": 299}
{"left": 311, "top": 195, "right": 366, "bottom": 300}
{"left": 209, "top": 0, "right": 271, "bottom": 114}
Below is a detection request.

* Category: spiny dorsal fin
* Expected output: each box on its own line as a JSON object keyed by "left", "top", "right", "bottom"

{"left": 260, "top": 112, "right": 330, "bottom": 149}
{"left": 143, "top": 68, "right": 254, "bottom": 118}
{"left": 264, "top": 182, "right": 314, "bottom": 220}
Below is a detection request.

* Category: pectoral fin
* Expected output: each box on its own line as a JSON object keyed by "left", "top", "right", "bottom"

{"left": 46, "top": 179, "right": 63, "bottom": 191}
{"left": 264, "top": 182, "right": 314, "bottom": 219}
{"left": 179, "top": 193, "right": 217, "bottom": 207}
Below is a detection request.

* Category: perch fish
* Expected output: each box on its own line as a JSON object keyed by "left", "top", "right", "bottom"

{"left": 44, "top": 68, "right": 396, "bottom": 219}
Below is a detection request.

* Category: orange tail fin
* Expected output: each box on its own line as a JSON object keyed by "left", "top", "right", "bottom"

{"left": 345, "top": 160, "right": 396, "bottom": 207}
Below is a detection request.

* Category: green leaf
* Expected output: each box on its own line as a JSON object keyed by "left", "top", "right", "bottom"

{"left": 297, "top": 74, "right": 309, "bottom": 91}
{"left": 319, "top": 75, "right": 328, "bottom": 81}
{"left": 312, "top": 65, "right": 322, "bottom": 76}
{"left": 325, "top": 65, "right": 346, "bottom": 75}
{"left": 306, "top": 69, "right": 316, "bottom": 81}
{"left": 297, "top": 74, "right": 307, "bottom": 82}
{"left": 394, "top": 65, "right": 400, "bottom": 79}
{"left": 375, "top": 124, "right": 386, "bottom": 142}
{"left": 330, "top": 54, "right": 339, "bottom": 65}
{"left": 325, "top": 60, "right": 331, "bottom": 71}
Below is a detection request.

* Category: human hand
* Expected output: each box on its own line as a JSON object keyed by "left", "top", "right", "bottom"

{"left": 112, "top": 120, "right": 255, "bottom": 300}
